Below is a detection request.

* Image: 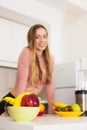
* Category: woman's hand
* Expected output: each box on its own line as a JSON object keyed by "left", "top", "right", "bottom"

{"left": 26, "top": 87, "right": 40, "bottom": 95}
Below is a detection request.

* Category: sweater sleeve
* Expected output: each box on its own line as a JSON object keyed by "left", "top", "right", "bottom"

{"left": 15, "top": 48, "right": 31, "bottom": 97}
{"left": 45, "top": 55, "right": 55, "bottom": 113}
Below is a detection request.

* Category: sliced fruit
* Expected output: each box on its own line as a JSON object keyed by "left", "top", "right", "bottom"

{"left": 62, "top": 106, "right": 72, "bottom": 112}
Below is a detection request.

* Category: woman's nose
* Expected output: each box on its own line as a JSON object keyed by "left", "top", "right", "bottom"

{"left": 40, "top": 37, "right": 44, "bottom": 42}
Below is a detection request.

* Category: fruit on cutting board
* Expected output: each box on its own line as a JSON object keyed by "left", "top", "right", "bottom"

{"left": 38, "top": 103, "right": 45, "bottom": 116}
{"left": 21, "top": 93, "right": 39, "bottom": 107}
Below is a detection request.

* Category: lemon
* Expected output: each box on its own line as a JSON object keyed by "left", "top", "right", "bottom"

{"left": 71, "top": 103, "right": 81, "bottom": 111}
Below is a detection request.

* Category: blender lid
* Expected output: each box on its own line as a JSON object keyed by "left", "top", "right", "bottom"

{"left": 75, "top": 90, "right": 87, "bottom": 94}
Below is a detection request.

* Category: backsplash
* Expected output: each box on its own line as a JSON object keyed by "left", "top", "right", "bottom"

{"left": 0, "top": 66, "right": 47, "bottom": 99}
{"left": 0, "top": 66, "right": 17, "bottom": 97}
{"left": 0, "top": 66, "right": 75, "bottom": 104}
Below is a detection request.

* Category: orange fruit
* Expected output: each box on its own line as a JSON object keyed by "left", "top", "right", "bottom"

{"left": 38, "top": 103, "right": 45, "bottom": 116}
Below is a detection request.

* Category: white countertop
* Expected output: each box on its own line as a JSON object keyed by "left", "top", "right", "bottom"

{"left": 0, "top": 114, "right": 87, "bottom": 130}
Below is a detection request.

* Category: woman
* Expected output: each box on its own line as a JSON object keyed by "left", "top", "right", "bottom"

{"left": 0, "top": 24, "right": 55, "bottom": 115}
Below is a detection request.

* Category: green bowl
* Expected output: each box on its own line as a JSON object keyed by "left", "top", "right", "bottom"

{"left": 7, "top": 106, "right": 40, "bottom": 121}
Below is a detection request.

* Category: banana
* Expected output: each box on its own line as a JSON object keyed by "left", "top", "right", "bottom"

{"left": 54, "top": 102, "right": 68, "bottom": 108}
{"left": 51, "top": 100, "right": 68, "bottom": 108}
{"left": 2, "top": 91, "right": 31, "bottom": 106}
{"left": 2, "top": 97, "right": 15, "bottom": 105}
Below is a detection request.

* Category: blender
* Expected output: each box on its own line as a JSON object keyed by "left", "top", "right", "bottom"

{"left": 75, "top": 69, "right": 87, "bottom": 116}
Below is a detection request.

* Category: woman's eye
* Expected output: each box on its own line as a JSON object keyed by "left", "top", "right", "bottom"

{"left": 44, "top": 35, "right": 47, "bottom": 38}
{"left": 35, "top": 35, "right": 48, "bottom": 39}
{"left": 35, "top": 36, "right": 39, "bottom": 39}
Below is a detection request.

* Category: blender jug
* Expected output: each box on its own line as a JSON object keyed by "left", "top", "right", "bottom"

{"left": 75, "top": 70, "right": 87, "bottom": 116}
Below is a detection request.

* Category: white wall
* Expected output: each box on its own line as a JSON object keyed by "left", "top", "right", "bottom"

{"left": 60, "top": 14, "right": 87, "bottom": 64}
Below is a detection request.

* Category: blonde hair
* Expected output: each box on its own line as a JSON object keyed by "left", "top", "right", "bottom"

{"left": 27, "top": 24, "right": 52, "bottom": 86}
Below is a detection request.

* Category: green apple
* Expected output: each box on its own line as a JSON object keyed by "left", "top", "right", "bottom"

{"left": 71, "top": 103, "right": 81, "bottom": 111}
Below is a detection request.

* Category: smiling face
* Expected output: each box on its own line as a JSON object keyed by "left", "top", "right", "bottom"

{"left": 35, "top": 27, "right": 48, "bottom": 56}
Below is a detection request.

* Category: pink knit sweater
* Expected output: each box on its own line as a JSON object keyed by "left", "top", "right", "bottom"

{"left": 14, "top": 47, "right": 55, "bottom": 112}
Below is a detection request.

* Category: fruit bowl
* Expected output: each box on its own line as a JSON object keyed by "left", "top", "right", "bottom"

{"left": 7, "top": 106, "right": 40, "bottom": 121}
{"left": 54, "top": 111, "right": 84, "bottom": 117}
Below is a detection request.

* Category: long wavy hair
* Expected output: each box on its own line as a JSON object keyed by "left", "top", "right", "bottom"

{"left": 27, "top": 24, "right": 52, "bottom": 86}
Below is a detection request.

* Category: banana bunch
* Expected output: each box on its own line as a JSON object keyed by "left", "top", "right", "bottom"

{"left": 2, "top": 92, "right": 31, "bottom": 106}
{"left": 52, "top": 100, "right": 68, "bottom": 107}
{"left": 52, "top": 100, "right": 68, "bottom": 111}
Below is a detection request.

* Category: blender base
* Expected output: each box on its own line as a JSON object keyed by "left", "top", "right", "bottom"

{"left": 81, "top": 111, "right": 87, "bottom": 116}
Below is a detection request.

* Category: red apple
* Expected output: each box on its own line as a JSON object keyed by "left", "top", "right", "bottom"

{"left": 21, "top": 94, "right": 39, "bottom": 107}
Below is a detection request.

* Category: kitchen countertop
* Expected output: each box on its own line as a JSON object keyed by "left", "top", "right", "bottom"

{"left": 0, "top": 114, "right": 87, "bottom": 130}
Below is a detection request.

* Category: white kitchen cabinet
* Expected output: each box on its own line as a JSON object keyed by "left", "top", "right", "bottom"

{"left": 0, "top": 18, "right": 11, "bottom": 61}
{"left": 0, "top": 67, "right": 17, "bottom": 97}
{"left": 0, "top": 7, "right": 50, "bottom": 68}
{"left": 9, "top": 21, "right": 29, "bottom": 62}
{"left": 0, "top": 18, "right": 29, "bottom": 63}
